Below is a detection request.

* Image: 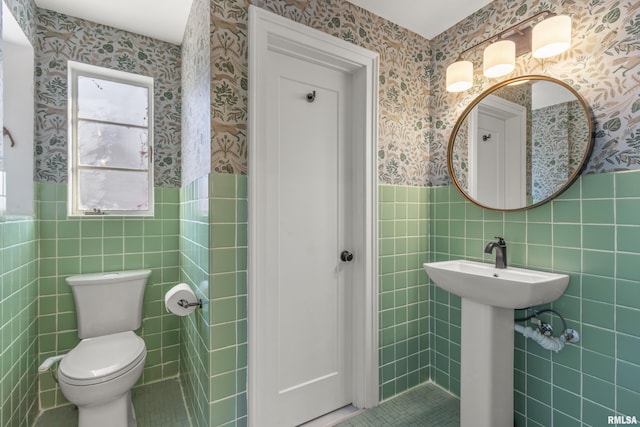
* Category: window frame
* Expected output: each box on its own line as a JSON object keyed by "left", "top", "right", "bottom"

{"left": 67, "top": 61, "right": 154, "bottom": 216}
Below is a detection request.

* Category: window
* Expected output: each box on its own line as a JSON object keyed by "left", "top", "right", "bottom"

{"left": 68, "top": 61, "right": 154, "bottom": 216}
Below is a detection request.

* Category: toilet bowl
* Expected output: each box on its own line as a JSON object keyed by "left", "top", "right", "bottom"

{"left": 59, "top": 270, "right": 151, "bottom": 427}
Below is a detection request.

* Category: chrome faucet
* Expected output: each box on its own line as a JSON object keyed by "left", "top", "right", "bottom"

{"left": 484, "top": 237, "right": 507, "bottom": 269}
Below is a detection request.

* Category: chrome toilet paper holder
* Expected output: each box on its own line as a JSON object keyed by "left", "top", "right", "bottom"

{"left": 177, "top": 299, "right": 202, "bottom": 309}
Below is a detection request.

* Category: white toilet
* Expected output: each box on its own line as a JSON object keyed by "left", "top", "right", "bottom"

{"left": 58, "top": 269, "right": 151, "bottom": 427}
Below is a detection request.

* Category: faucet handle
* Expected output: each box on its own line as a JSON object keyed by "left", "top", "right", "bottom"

{"left": 494, "top": 236, "right": 506, "bottom": 245}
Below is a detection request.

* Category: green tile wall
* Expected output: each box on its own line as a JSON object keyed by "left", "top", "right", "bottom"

{"left": 36, "top": 183, "right": 181, "bottom": 410}
{"left": 180, "top": 172, "right": 248, "bottom": 427}
{"left": 429, "top": 170, "right": 640, "bottom": 426}
{"left": 207, "top": 172, "right": 248, "bottom": 427}
{"left": 0, "top": 216, "right": 39, "bottom": 427}
{"left": 378, "top": 185, "right": 430, "bottom": 401}
{"left": 180, "top": 175, "right": 211, "bottom": 427}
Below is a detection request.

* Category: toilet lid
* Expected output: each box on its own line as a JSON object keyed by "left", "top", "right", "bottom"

{"left": 59, "top": 331, "right": 145, "bottom": 385}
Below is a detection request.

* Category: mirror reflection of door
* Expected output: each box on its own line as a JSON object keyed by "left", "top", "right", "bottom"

{"left": 468, "top": 94, "right": 526, "bottom": 209}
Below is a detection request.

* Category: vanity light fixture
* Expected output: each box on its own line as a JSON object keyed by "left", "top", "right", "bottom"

{"left": 483, "top": 40, "right": 515, "bottom": 78}
{"left": 445, "top": 11, "right": 572, "bottom": 92}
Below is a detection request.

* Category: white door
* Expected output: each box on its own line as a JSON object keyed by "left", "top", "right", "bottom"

{"left": 469, "top": 95, "right": 526, "bottom": 209}
{"left": 257, "top": 49, "right": 353, "bottom": 427}
{"left": 474, "top": 112, "right": 505, "bottom": 208}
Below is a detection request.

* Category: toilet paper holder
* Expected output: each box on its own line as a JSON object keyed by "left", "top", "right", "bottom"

{"left": 177, "top": 299, "right": 202, "bottom": 309}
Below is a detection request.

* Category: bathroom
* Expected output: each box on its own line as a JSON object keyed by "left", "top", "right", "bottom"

{"left": 0, "top": 0, "right": 638, "bottom": 426}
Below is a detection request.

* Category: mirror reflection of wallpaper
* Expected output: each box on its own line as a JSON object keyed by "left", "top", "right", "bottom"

{"left": 531, "top": 101, "right": 586, "bottom": 201}
{"left": 451, "top": 117, "right": 469, "bottom": 190}
{"left": 431, "top": 0, "right": 640, "bottom": 186}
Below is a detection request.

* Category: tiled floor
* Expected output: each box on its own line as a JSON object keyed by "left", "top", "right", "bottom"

{"left": 335, "top": 382, "right": 460, "bottom": 427}
{"left": 33, "top": 378, "right": 191, "bottom": 427}
{"left": 33, "top": 379, "right": 457, "bottom": 427}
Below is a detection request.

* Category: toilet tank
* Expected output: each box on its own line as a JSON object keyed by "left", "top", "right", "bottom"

{"left": 66, "top": 269, "right": 151, "bottom": 339}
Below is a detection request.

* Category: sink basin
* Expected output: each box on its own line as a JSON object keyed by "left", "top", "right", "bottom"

{"left": 423, "top": 260, "right": 569, "bottom": 309}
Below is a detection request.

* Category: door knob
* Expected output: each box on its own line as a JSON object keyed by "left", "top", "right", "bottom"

{"left": 340, "top": 251, "right": 354, "bottom": 262}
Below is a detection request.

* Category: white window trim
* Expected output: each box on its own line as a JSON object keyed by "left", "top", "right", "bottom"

{"left": 67, "top": 60, "right": 154, "bottom": 216}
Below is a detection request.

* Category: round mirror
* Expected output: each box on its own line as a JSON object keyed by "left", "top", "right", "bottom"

{"left": 448, "top": 75, "right": 593, "bottom": 211}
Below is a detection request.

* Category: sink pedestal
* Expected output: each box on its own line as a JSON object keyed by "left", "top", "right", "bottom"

{"left": 460, "top": 298, "right": 513, "bottom": 427}
{"left": 423, "top": 260, "right": 570, "bottom": 427}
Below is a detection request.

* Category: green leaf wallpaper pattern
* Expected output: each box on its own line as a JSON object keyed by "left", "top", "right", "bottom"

{"left": 213, "top": 0, "right": 432, "bottom": 185}
{"left": 35, "top": 9, "right": 182, "bottom": 187}
{"left": 430, "top": 0, "right": 640, "bottom": 186}
{"left": 182, "top": 0, "right": 212, "bottom": 185}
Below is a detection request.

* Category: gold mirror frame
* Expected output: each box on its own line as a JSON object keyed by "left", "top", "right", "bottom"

{"left": 448, "top": 75, "right": 593, "bottom": 212}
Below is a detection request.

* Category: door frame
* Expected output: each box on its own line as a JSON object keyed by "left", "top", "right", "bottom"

{"left": 248, "top": 5, "right": 379, "bottom": 425}
{"left": 468, "top": 94, "right": 526, "bottom": 208}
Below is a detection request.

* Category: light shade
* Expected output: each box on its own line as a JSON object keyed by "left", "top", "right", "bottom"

{"left": 532, "top": 15, "right": 572, "bottom": 58}
{"left": 446, "top": 61, "right": 473, "bottom": 92}
{"left": 483, "top": 40, "right": 515, "bottom": 78}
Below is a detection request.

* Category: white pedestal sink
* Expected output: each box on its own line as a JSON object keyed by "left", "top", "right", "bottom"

{"left": 423, "top": 260, "right": 569, "bottom": 427}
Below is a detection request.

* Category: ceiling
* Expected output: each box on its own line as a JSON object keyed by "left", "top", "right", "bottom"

{"left": 33, "top": 0, "right": 492, "bottom": 45}
{"left": 34, "top": 0, "right": 193, "bottom": 45}
{"left": 346, "top": 0, "right": 492, "bottom": 39}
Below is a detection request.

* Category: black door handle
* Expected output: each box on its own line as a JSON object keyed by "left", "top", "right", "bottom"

{"left": 340, "top": 251, "right": 354, "bottom": 262}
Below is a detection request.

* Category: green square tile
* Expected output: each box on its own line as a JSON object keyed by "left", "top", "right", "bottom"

{"left": 616, "top": 279, "right": 640, "bottom": 310}
{"left": 39, "top": 183, "right": 58, "bottom": 202}
{"left": 124, "top": 219, "right": 144, "bottom": 236}
{"left": 557, "top": 178, "right": 580, "bottom": 199}
{"left": 527, "top": 203, "right": 551, "bottom": 222}
{"left": 211, "top": 323, "right": 236, "bottom": 350}
{"left": 582, "top": 172, "right": 614, "bottom": 198}
{"left": 617, "top": 226, "right": 640, "bottom": 253}
{"left": 379, "top": 185, "right": 394, "bottom": 202}
{"left": 483, "top": 222, "right": 504, "bottom": 241}
{"left": 615, "top": 170, "right": 640, "bottom": 198}
{"left": 527, "top": 245, "right": 552, "bottom": 269}
{"left": 58, "top": 221, "right": 80, "bottom": 238}
{"left": 582, "top": 349, "right": 615, "bottom": 382}
{"left": 80, "top": 221, "right": 102, "bottom": 238}
{"left": 616, "top": 199, "right": 640, "bottom": 225}
{"left": 103, "top": 237, "right": 123, "bottom": 255}
{"left": 553, "top": 247, "right": 580, "bottom": 272}
{"left": 505, "top": 222, "right": 526, "bottom": 244}
{"left": 582, "top": 250, "right": 614, "bottom": 277}
{"left": 552, "top": 200, "right": 580, "bottom": 223}
{"left": 581, "top": 325, "right": 614, "bottom": 356}
{"left": 211, "top": 173, "right": 237, "bottom": 198}
{"left": 617, "top": 387, "right": 640, "bottom": 417}
{"left": 617, "top": 360, "right": 640, "bottom": 394}
{"left": 395, "top": 186, "right": 408, "bottom": 202}
{"left": 582, "top": 274, "right": 614, "bottom": 303}
{"left": 616, "top": 334, "right": 640, "bottom": 365}
{"left": 582, "top": 299, "right": 613, "bottom": 329}
{"left": 527, "top": 223, "right": 551, "bottom": 245}
{"left": 552, "top": 364, "right": 580, "bottom": 393}
{"left": 582, "top": 225, "right": 614, "bottom": 251}
{"left": 465, "top": 204, "right": 483, "bottom": 220}
{"left": 582, "top": 199, "right": 614, "bottom": 224}
{"left": 553, "top": 224, "right": 581, "bottom": 248}
{"left": 551, "top": 389, "right": 580, "bottom": 421}
{"left": 582, "top": 375, "right": 615, "bottom": 408}
{"left": 617, "top": 306, "right": 640, "bottom": 337}
{"left": 39, "top": 202, "right": 57, "bottom": 220}
{"left": 212, "top": 199, "right": 236, "bottom": 223}
{"left": 617, "top": 252, "right": 640, "bottom": 281}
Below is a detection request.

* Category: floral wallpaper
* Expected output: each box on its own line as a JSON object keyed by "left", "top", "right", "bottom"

{"left": 211, "top": 0, "right": 431, "bottom": 185}
{"left": 182, "top": 0, "right": 211, "bottom": 185}
{"left": 532, "top": 100, "right": 590, "bottom": 201}
{"left": 35, "top": 9, "right": 182, "bottom": 187}
{"left": 430, "top": 0, "right": 640, "bottom": 186}
{"left": 532, "top": 102, "right": 571, "bottom": 201}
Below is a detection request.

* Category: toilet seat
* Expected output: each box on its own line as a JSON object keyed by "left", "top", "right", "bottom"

{"left": 59, "top": 331, "right": 146, "bottom": 386}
